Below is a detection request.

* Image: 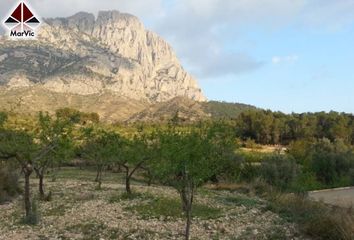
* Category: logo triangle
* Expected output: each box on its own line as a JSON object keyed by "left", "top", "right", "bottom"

{"left": 23, "top": 3, "right": 34, "bottom": 22}
{"left": 10, "top": 3, "right": 22, "bottom": 22}
{"left": 5, "top": 17, "right": 19, "bottom": 23}
{"left": 26, "top": 17, "right": 40, "bottom": 23}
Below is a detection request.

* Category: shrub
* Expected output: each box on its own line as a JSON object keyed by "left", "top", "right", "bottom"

{"left": 291, "top": 171, "right": 323, "bottom": 192}
{"left": 350, "top": 169, "right": 354, "bottom": 185}
{"left": 0, "top": 164, "right": 21, "bottom": 203}
{"left": 0, "top": 112, "right": 7, "bottom": 127}
{"left": 219, "top": 153, "right": 244, "bottom": 181}
{"left": 239, "top": 162, "right": 260, "bottom": 182}
{"left": 266, "top": 194, "right": 354, "bottom": 240}
{"left": 310, "top": 140, "right": 354, "bottom": 185}
{"left": 260, "top": 154, "right": 298, "bottom": 191}
{"left": 22, "top": 200, "right": 40, "bottom": 225}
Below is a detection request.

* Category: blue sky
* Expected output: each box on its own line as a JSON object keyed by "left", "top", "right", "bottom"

{"left": 200, "top": 25, "right": 354, "bottom": 113}
{"left": 1, "top": 0, "right": 353, "bottom": 113}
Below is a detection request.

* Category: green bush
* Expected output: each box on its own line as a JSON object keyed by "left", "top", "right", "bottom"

{"left": 219, "top": 153, "right": 244, "bottom": 181}
{"left": 22, "top": 200, "right": 40, "bottom": 225}
{"left": 291, "top": 171, "right": 323, "bottom": 192}
{"left": 260, "top": 154, "right": 298, "bottom": 191}
{"left": 266, "top": 194, "right": 353, "bottom": 240}
{"left": 0, "top": 112, "right": 7, "bottom": 127}
{"left": 289, "top": 139, "right": 354, "bottom": 189}
{"left": 0, "top": 164, "right": 21, "bottom": 203}
{"left": 350, "top": 169, "right": 354, "bottom": 185}
{"left": 239, "top": 162, "right": 260, "bottom": 182}
{"left": 309, "top": 140, "right": 354, "bottom": 185}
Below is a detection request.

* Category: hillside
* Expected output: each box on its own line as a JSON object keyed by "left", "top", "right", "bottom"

{"left": 0, "top": 87, "right": 255, "bottom": 122}
{"left": 202, "top": 101, "right": 257, "bottom": 119}
{"left": 0, "top": 87, "right": 148, "bottom": 123}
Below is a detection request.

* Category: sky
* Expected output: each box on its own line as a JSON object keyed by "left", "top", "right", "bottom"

{"left": 1, "top": 0, "right": 354, "bottom": 113}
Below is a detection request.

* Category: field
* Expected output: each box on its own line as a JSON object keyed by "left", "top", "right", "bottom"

{"left": 0, "top": 168, "right": 306, "bottom": 240}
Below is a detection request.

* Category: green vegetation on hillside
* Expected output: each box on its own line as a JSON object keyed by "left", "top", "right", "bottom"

{"left": 202, "top": 101, "right": 257, "bottom": 119}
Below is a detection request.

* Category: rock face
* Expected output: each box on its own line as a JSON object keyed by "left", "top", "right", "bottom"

{"left": 0, "top": 11, "right": 206, "bottom": 102}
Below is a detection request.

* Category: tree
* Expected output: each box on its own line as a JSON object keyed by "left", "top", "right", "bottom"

{"left": 0, "top": 112, "right": 7, "bottom": 128}
{"left": 119, "top": 131, "right": 155, "bottom": 194}
{"left": 81, "top": 128, "right": 122, "bottom": 188}
{"left": 56, "top": 108, "right": 100, "bottom": 125}
{"left": 310, "top": 139, "right": 353, "bottom": 185}
{"left": 153, "top": 123, "right": 234, "bottom": 240}
{"left": 0, "top": 129, "right": 39, "bottom": 217}
{"left": 0, "top": 112, "right": 74, "bottom": 218}
{"left": 33, "top": 113, "right": 75, "bottom": 198}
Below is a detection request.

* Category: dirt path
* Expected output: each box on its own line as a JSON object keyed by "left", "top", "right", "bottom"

{"left": 309, "top": 187, "right": 354, "bottom": 208}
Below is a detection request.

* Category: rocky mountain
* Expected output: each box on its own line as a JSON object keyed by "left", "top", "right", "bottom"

{"left": 0, "top": 11, "right": 206, "bottom": 102}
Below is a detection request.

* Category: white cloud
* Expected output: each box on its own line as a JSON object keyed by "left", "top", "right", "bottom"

{"left": 272, "top": 55, "right": 299, "bottom": 64}
{"left": 1, "top": 0, "right": 354, "bottom": 79}
{"left": 301, "top": 0, "right": 354, "bottom": 30}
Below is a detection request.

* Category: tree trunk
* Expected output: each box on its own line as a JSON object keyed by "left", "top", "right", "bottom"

{"left": 126, "top": 172, "right": 131, "bottom": 194}
{"left": 147, "top": 175, "right": 152, "bottom": 186}
{"left": 122, "top": 165, "right": 132, "bottom": 194}
{"left": 39, "top": 174, "right": 45, "bottom": 198}
{"left": 98, "top": 170, "right": 102, "bottom": 189}
{"left": 24, "top": 167, "right": 32, "bottom": 217}
{"left": 35, "top": 168, "right": 45, "bottom": 198}
{"left": 181, "top": 181, "right": 194, "bottom": 240}
{"left": 95, "top": 166, "right": 103, "bottom": 189}
{"left": 95, "top": 168, "right": 100, "bottom": 182}
{"left": 185, "top": 207, "right": 192, "bottom": 240}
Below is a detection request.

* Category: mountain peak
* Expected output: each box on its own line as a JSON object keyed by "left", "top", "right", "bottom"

{"left": 97, "top": 10, "right": 138, "bottom": 21}
{"left": 0, "top": 10, "right": 206, "bottom": 102}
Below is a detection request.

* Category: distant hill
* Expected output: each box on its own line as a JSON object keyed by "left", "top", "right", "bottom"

{"left": 202, "top": 101, "right": 257, "bottom": 119}
{"left": 0, "top": 87, "right": 255, "bottom": 123}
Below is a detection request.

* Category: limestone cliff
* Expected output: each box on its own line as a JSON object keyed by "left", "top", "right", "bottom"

{"left": 0, "top": 11, "right": 206, "bottom": 102}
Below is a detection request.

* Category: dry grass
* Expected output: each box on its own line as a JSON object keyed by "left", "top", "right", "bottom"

{"left": 264, "top": 190, "right": 354, "bottom": 240}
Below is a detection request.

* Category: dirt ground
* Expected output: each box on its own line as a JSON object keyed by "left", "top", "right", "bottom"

{"left": 0, "top": 168, "right": 307, "bottom": 240}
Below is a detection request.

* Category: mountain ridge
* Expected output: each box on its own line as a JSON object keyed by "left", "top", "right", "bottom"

{"left": 0, "top": 10, "right": 256, "bottom": 122}
{"left": 0, "top": 10, "right": 206, "bottom": 102}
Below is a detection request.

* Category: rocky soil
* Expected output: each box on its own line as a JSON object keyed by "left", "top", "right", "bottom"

{"left": 0, "top": 170, "right": 307, "bottom": 240}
